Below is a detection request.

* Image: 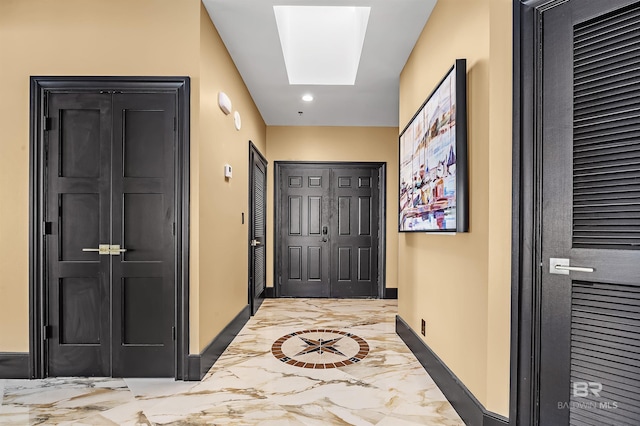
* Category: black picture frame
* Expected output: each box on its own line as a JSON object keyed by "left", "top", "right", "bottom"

{"left": 398, "top": 59, "right": 468, "bottom": 233}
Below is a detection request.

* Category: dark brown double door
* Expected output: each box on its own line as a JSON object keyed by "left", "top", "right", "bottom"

{"left": 277, "top": 163, "right": 382, "bottom": 298}
{"left": 44, "top": 91, "right": 176, "bottom": 377}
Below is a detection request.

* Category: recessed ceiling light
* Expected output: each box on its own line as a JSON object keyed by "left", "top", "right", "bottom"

{"left": 302, "top": 94, "right": 314, "bottom": 102}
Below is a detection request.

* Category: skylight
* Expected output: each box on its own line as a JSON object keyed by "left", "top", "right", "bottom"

{"left": 273, "top": 5, "right": 371, "bottom": 85}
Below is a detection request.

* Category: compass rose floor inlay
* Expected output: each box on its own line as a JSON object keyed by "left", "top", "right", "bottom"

{"left": 272, "top": 329, "right": 369, "bottom": 368}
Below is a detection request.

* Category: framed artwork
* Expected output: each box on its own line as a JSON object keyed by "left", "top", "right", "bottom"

{"left": 399, "top": 59, "right": 468, "bottom": 232}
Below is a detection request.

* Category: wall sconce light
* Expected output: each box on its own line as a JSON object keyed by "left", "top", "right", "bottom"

{"left": 218, "top": 92, "right": 232, "bottom": 115}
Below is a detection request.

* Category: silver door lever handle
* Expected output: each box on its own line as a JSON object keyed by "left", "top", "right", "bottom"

{"left": 83, "top": 245, "right": 127, "bottom": 255}
{"left": 83, "top": 244, "right": 110, "bottom": 255}
{"left": 550, "top": 258, "right": 594, "bottom": 274}
{"left": 109, "top": 245, "right": 127, "bottom": 255}
{"left": 554, "top": 265, "right": 594, "bottom": 273}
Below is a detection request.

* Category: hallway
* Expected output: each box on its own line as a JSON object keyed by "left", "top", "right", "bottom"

{"left": 0, "top": 299, "right": 463, "bottom": 425}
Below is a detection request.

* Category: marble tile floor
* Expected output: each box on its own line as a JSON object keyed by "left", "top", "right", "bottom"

{"left": 0, "top": 298, "right": 465, "bottom": 425}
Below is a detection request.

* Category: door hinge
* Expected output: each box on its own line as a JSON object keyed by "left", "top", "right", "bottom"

{"left": 43, "top": 222, "right": 53, "bottom": 235}
{"left": 43, "top": 116, "right": 52, "bottom": 131}
{"left": 44, "top": 140, "right": 49, "bottom": 164}
{"left": 172, "top": 326, "right": 176, "bottom": 341}
{"left": 43, "top": 325, "right": 51, "bottom": 340}
{"left": 172, "top": 222, "right": 176, "bottom": 235}
{"left": 278, "top": 276, "right": 282, "bottom": 286}
{"left": 173, "top": 117, "right": 177, "bottom": 131}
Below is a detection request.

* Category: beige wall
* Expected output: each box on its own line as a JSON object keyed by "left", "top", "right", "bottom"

{"left": 486, "top": 0, "right": 513, "bottom": 413}
{"left": 266, "top": 126, "right": 398, "bottom": 291}
{"left": 398, "top": 0, "right": 512, "bottom": 416}
{"left": 0, "top": 0, "right": 267, "bottom": 355}
{"left": 196, "top": 4, "right": 267, "bottom": 352}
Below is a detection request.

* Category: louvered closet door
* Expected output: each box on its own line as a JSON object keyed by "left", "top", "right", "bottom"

{"left": 540, "top": 1, "right": 640, "bottom": 424}
{"left": 250, "top": 144, "right": 267, "bottom": 315}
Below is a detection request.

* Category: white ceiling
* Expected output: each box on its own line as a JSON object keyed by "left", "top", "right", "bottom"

{"left": 202, "top": 0, "right": 437, "bottom": 127}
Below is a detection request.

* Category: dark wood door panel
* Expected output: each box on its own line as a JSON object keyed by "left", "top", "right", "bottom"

{"left": 283, "top": 243, "right": 330, "bottom": 297}
{"left": 122, "top": 193, "right": 166, "bottom": 262}
{"left": 58, "top": 108, "right": 101, "bottom": 178}
{"left": 112, "top": 276, "right": 173, "bottom": 377}
{"left": 58, "top": 193, "right": 100, "bottom": 261}
{"left": 46, "top": 92, "right": 111, "bottom": 377}
{"left": 122, "top": 109, "right": 167, "bottom": 178}
{"left": 49, "top": 275, "right": 106, "bottom": 376}
{"left": 111, "top": 93, "right": 176, "bottom": 377}
{"left": 280, "top": 167, "right": 331, "bottom": 297}
{"left": 331, "top": 167, "right": 378, "bottom": 297}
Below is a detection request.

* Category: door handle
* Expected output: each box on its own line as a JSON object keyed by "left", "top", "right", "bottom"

{"left": 109, "top": 245, "right": 127, "bottom": 256}
{"left": 82, "top": 244, "right": 127, "bottom": 255}
{"left": 250, "top": 239, "right": 261, "bottom": 247}
{"left": 549, "top": 258, "right": 594, "bottom": 275}
{"left": 554, "top": 265, "right": 594, "bottom": 273}
{"left": 82, "top": 244, "right": 111, "bottom": 255}
{"left": 321, "top": 226, "right": 329, "bottom": 241}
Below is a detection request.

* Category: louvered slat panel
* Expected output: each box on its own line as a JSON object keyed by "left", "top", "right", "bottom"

{"left": 254, "top": 165, "right": 265, "bottom": 295}
{"left": 255, "top": 166, "right": 265, "bottom": 236}
{"left": 576, "top": 57, "right": 640, "bottom": 87}
{"left": 574, "top": 126, "right": 640, "bottom": 147}
{"left": 575, "top": 306, "right": 640, "bottom": 323}
{"left": 574, "top": 289, "right": 640, "bottom": 306}
{"left": 570, "top": 282, "right": 640, "bottom": 425}
{"left": 575, "top": 193, "right": 640, "bottom": 204}
{"left": 255, "top": 246, "right": 265, "bottom": 294}
{"left": 574, "top": 10, "right": 640, "bottom": 66}
{"left": 574, "top": 5, "right": 640, "bottom": 46}
{"left": 574, "top": 144, "right": 640, "bottom": 165}
{"left": 575, "top": 69, "right": 640, "bottom": 99}
{"left": 575, "top": 94, "right": 640, "bottom": 119}
{"left": 573, "top": 3, "right": 640, "bottom": 250}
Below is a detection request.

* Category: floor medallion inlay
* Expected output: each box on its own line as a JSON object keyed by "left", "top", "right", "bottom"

{"left": 271, "top": 329, "right": 369, "bottom": 369}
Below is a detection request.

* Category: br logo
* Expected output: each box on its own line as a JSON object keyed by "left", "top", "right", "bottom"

{"left": 572, "top": 381, "right": 603, "bottom": 398}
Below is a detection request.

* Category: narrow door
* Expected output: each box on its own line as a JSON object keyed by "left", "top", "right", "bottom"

{"left": 44, "top": 91, "right": 176, "bottom": 377}
{"left": 540, "top": 1, "right": 640, "bottom": 424}
{"left": 331, "top": 167, "right": 379, "bottom": 297}
{"left": 110, "top": 93, "right": 176, "bottom": 377}
{"left": 278, "top": 164, "right": 380, "bottom": 298}
{"left": 45, "top": 93, "right": 112, "bottom": 376}
{"left": 249, "top": 144, "right": 268, "bottom": 315}
{"left": 280, "top": 166, "right": 331, "bottom": 297}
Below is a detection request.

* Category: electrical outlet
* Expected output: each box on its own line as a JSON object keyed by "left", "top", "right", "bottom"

{"left": 421, "top": 319, "right": 426, "bottom": 336}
